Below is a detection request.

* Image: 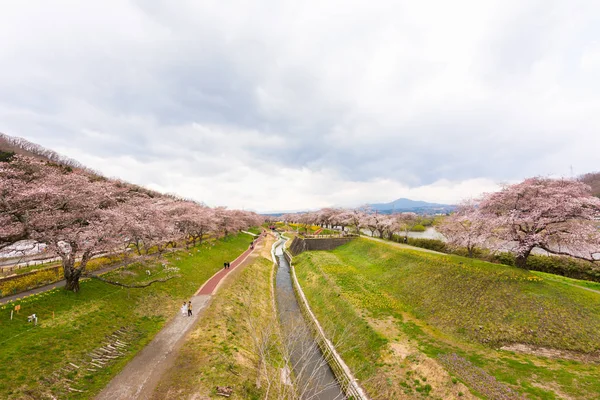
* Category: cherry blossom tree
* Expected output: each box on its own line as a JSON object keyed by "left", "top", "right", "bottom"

{"left": 437, "top": 200, "right": 488, "bottom": 257}
{"left": 169, "top": 201, "right": 217, "bottom": 247}
{"left": 395, "top": 212, "right": 419, "bottom": 241}
{"left": 0, "top": 155, "right": 43, "bottom": 249}
{"left": 334, "top": 210, "right": 354, "bottom": 233}
{"left": 297, "top": 212, "right": 317, "bottom": 233}
{"left": 363, "top": 212, "right": 389, "bottom": 238}
{"left": 346, "top": 208, "right": 366, "bottom": 235}
{"left": 2, "top": 153, "right": 264, "bottom": 293}
{"left": 478, "top": 178, "right": 600, "bottom": 268}
{"left": 0, "top": 157, "right": 131, "bottom": 291}
{"left": 213, "top": 207, "right": 239, "bottom": 238}
{"left": 233, "top": 210, "right": 264, "bottom": 231}
{"left": 579, "top": 172, "right": 600, "bottom": 198}
{"left": 120, "top": 196, "right": 179, "bottom": 255}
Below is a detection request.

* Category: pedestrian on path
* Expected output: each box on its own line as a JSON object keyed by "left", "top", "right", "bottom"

{"left": 187, "top": 301, "right": 193, "bottom": 317}
{"left": 181, "top": 302, "right": 188, "bottom": 317}
{"left": 227, "top": 262, "right": 231, "bottom": 269}
{"left": 224, "top": 261, "right": 227, "bottom": 269}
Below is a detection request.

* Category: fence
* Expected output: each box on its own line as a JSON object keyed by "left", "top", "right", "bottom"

{"left": 288, "top": 236, "right": 357, "bottom": 256}
{"left": 283, "top": 249, "right": 369, "bottom": 400}
{"left": 0, "top": 257, "right": 61, "bottom": 274}
{"left": 301, "top": 233, "right": 360, "bottom": 239}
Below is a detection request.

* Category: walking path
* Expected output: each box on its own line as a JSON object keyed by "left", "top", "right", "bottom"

{"left": 0, "top": 256, "right": 150, "bottom": 305}
{"left": 96, "top": 234, "right": 266, "bottom": 400}
{"left": 363, "top": 235, "right": 445, "bottom": 255}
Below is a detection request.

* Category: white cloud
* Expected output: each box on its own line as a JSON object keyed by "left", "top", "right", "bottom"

{"left": 0, "top": 0, "right": 598, "bottom": 212}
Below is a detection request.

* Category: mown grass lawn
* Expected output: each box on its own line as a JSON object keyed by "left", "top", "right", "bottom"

{"left": 294, "top": 238, "right": 600, "bottom": 399}
{"left": 0, "top": 233, "right": 249, "bottom": 400}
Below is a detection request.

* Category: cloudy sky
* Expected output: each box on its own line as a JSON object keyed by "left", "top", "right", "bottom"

{"left": 1, "top": 1, "right": 599, "bottom": 212}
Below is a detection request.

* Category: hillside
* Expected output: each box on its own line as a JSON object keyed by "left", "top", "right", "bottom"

{"left": 293, "top": 238, "right": 600, "bottom": 399}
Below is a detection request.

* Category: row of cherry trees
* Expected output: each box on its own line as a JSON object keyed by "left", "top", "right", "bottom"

{"left": 280, "top": 207, "right": 424, "bottom": 240}
{"left": 440, "top": 178, "right": 600, "bottom": 267}
{"left": 279, "top": 177, "right": 600, "bottom": 269}
{"left": 0, "top": 155, "right": 263, "bottom": 292}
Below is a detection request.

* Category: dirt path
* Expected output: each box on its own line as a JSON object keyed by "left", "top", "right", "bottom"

{"left": 363, "top": 235, "right": 446, "bottom": 255}
{"left": 540, "top": 275, "right": 600, "bottom": 296}
{"left": 95, "top": 234, "right": 266, "bottom": 400}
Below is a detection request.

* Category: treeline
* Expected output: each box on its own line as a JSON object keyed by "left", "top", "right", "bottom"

{"left": 0, "top": 132, "right": 89, "bottom": 171}
{"left": 389, "top": 235, "right": 600, "bottom": 283}
{"left": 278, "top": 207, "right": 433, "bottom": 239}
{"left": 1, "top": 154, "right": 263, "bottom": 292}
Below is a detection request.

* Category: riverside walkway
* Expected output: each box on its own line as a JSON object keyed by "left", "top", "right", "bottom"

{"left": 96, "top": 233, "right": 266, "bottom": 400}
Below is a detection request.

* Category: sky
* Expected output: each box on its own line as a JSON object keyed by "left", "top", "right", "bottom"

{"left": 1, "top": 1, "right": 599, "bottom": 213}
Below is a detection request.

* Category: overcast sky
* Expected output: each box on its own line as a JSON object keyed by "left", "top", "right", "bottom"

{"left": 1, "top": 1, "right": 599, "bottom": 212}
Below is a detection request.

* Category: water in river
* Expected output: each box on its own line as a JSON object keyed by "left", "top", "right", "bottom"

{"left": 274, "top": 242, "right": 344, "bottom": 400}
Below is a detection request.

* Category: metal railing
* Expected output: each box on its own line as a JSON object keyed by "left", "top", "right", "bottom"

{"left": 301, "top": 233, "right": 360, "bottom": 239}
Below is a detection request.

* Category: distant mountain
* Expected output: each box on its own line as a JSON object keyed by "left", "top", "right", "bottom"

{"left": 368, "top": 198, "right": 454, "bottom": 214}
{"left": 260, "top": 199, "right": 455, "bottom": 216}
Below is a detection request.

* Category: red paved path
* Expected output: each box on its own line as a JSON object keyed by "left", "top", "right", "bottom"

{"left": 195, "top": 234, "right": 263, "bottom": 295}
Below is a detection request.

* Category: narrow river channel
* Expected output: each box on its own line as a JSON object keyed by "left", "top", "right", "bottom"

{"left": 274, "top": 240, "right": 345, "bottom": 400}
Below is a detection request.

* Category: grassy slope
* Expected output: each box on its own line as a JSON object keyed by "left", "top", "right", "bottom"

{"left": 294, "top": 238, "right": 600, "bottom": 399}
{"left": 152, "top": 241, "right": 281, "bottom": 399}
{"left": 0, "top": 233, "right": 249, "bottom": 399}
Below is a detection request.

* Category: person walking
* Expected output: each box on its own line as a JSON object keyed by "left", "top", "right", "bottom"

{"left": 181, "top": 302, "right": 188, "bottom": 317}
{"left": 224, "top": 261, "right": 227, "bottom": 270}
{"left": 187, "top": 301, "right": 193, "bottom": 317}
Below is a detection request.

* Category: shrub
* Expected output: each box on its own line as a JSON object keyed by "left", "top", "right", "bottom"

{"left": 507, "top": 253, "right": 600, "bottom": 282}
{"left": 0, "top": 150, "right": 15, "bottom": 162}
{"left": 406, "top": 237, "right": 448, "bottom": 253}
{"left": 410, "top": 224, "right": 426, "bottom": 232}
{"left": 0, "top": 267, "right": 62, "bottom": 297}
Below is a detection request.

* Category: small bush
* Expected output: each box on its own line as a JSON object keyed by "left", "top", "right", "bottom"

{"left": 0, "top": 150, "right": 15, "bottom": 162}
{"left": 407, "top": 237, "right": 448, "bottom": 253}
{"left": 0, "top": 268, "right": 61, "bottom": 297}
{"left": 411, "top": 224, "right": 426, "bottom": 232}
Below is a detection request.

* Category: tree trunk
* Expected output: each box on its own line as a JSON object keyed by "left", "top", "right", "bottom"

{"left": 62, "top": 248, "right": 92, "bottom": 293}
{"left": 515, "top": 248, "right": 532, "bottom": 269}
{"left": 134, "top": 240, "right": 142, "bottom": 256}
{"left": 64, "top": 275, "right": 81, "bottom": 292}
{"left": 63, "top": 258, "right": 82, "bottom": 293}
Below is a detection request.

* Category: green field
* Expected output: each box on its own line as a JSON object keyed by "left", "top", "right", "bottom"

{"left": 0, "top": 233, "right": 249, "bottom": 399}
{"left": 294, "top": 238, "right": 600, "bottom": 399}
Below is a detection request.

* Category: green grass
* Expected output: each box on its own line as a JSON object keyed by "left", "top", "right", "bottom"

{"left": 0, "top": 233, "right": 250, "bottom": 399}
{"left": 246, "top": 227, "right": 262, "bottom": 235}
{"left": 293, "top": 238, "right": 600, "bottom": 399}
{"left": 533, "top": 271, "right": 600, "bottom": 292}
